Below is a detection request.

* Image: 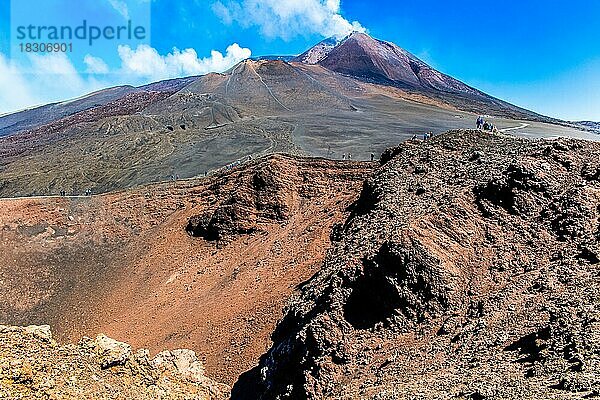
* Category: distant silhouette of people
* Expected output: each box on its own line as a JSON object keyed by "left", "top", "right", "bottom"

{"left": 370, "top": 153, "right": 375, "bottom": 161}
{"left": 411, "top": 134, "right": 418, "bottom": 140}
{"left": 477, "top": 116, "right": 484, "bottom": 129}
{"left": 342, "top": 153, "right": 346, "bottom": 160}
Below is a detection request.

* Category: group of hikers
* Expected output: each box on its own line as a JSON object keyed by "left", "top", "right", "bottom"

{"left": 341, "top": 153, "right": 377, "bottom": 161}
{"left": 411, "top": 131, "right": 434, "bottom": 141}
{"left": 405, "top": 117, "right": 498, "bottom": 143}
{"left": 59, "top": 189, "right": 92, "bottom": 197}
{"left": 477, "top": 116, "right": 497, "bottom": 132}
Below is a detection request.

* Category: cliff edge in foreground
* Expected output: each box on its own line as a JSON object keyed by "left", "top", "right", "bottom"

{"left": 0, "top": 325, "right": 229, "bottom": 399}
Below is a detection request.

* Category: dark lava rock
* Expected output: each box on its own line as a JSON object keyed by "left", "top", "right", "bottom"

{"left": 232, "top": 130, "right": 600, "bottom": 399}
{"left": 186, "top": 163, "right": 289, "bottom": 242}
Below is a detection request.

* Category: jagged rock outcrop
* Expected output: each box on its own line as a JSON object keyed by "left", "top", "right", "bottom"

{"left": 185, "top": 162, "right": 291, "bottom": 242}
{"left": 232, "top": 130, "right": 600, "bottom": 399}
{"left": 0, "top": 325, "right": 229, "bottom": 399}
{"left": 185, "top": 155, "right": 369, "bottom": 244}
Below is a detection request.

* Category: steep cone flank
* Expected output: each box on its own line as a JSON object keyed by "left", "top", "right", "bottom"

{"left": 292, "top": 32, "right": 546, "bottom": 119}
{"left": 314, "top": 32, "right": 480, "bottom": 95}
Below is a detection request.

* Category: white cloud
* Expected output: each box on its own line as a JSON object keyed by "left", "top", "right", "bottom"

{"left": 118, "top": 43, "right": 251, "bottom": 81}
{"left": 212, "top": 0, "right": 366, "bottom": 39}
{"left": 0, "top": 43, "right": 252, "bottom": 114}
{"left": 108, "top": 0, "right": 130, "bottom": 20}
{"left": 0, "top": 54, "right": 37, "bottom": 114}
{"left": 84, "top": 55, "right": 110, "bottom": 74}
{"left": 0, "top": 52, "right": 106, "bottom": 114}
{"left": 27, "top": 53, "right": 94, "bottom": 96}
{"left": 212, "top": 1, "right": 234, "bottom": 24}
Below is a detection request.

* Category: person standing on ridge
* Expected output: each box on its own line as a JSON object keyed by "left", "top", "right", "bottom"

{"left": 476, "top": 116, "right": 484, "bottom": 129}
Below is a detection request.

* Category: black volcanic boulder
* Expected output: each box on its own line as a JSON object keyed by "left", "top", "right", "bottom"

{"left": 186, "top": 204, "right": 257, "bottom": 241}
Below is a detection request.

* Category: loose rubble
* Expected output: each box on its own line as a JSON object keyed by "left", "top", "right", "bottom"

{"left": 0, "top": 325, "right": 229, "bottom": 399}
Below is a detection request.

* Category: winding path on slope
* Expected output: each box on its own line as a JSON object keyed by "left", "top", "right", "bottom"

{"left": 0, "top": 195, "right": 92, "bottom": 201}
{"left": 500, "top": 123, "right": 530, "bottom": 133}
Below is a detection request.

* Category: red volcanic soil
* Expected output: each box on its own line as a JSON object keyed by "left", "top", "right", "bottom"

{"left": 0, "top": 154, "right": 373, "bottom": 385}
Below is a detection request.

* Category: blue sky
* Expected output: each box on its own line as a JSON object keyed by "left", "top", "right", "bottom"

{"left": 0, "top": 0, "right": 598, "bottom": 120}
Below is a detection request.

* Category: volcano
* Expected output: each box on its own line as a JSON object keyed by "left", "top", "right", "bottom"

{"left": 1, "top": 29, "right": 599, "bottom": 400}
{"left": 302, "top": 32, "right": 484, "bottom": 96}
{"left": 296, "top": 32, "right": 481, "bottom": 93}
{"left": 294, "top": 32, "right": 545, "bottom": 119}
{"left": 0, "top": 33, "right": 593, "bottom": 198}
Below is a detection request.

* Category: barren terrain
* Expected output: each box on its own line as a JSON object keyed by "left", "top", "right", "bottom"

{"left": 1, "top": 130, "right": 599, "bottom": 398}
{"left": 0, "top": 155, "right": 372, "bottom": 384}
{"left": 0, "top": 325, "right": 228, "bottom": 399}
{"left": 0, "top": 30, "right": 598, "bottom": 399}
{"left": 234, "top": 130, "right": 600, "bottom": 399}
{"left": 0, "top": 34, "right": 595, "bottom": 198}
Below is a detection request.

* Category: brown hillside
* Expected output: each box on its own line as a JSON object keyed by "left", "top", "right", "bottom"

{"left": 0, "top": 154, "right": 373, "bottom": 385}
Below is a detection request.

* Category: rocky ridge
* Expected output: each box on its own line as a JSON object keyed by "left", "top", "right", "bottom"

{"left": 0, "top": 325, "right": 229, "bottom": 399}
{"left": 233, "top": 130, "right": 600, "bottom": 399}
{"left": 0, "top": 153, "right": 372, "bottom": 385}
{"left": 1, "top": 130, "right": 599, "bottom": 399}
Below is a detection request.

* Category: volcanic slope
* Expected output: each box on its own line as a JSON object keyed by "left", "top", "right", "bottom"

{"left": 0, "top": 76, "right": 197, "bottom": 137}
{"left": 0, "top": 34, "right": 595, "bottom": 198}
{"left": 233, "top": 130, "right": 600, "bottom": 399}
{"left": 0, "top": 154, "right": 373, "bottom": 385}
{"left": 298, "top": 32, "right": 553, "bottom": 120}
